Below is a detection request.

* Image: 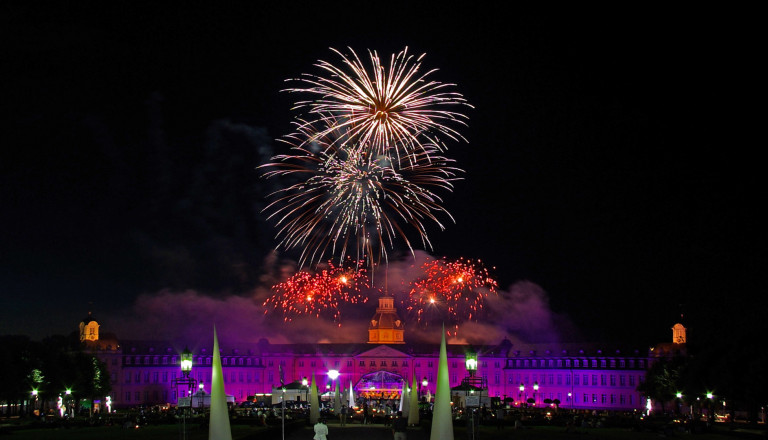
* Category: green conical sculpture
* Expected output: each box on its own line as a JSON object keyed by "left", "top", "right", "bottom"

{"left": 309, "top": 372, "right": 319, "bottom": 424}
{"left": 209, "top": 326, "right": 232, "bottom": 440}
{"left": 408, "top": 374, "right": 419, "bottom": 425}
{"left": 430, "top": 325, "right": 453, "bottom": 440}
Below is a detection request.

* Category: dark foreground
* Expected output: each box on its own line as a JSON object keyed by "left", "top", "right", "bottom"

{"left": 3, "top": 421, "right": 764, "bottom": 440}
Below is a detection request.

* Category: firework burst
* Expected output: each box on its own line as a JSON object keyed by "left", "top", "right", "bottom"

{"left": 260, "top": 120, "right": 462, "bottom": 268}
{"left": 263, "top": 258, "right": 370, "bottom": 323}
{"left": 403, "top": 256, "right": 498, "bottom": 330}
{"left": 284, "top": 47, "right": 472, "bottom": 165}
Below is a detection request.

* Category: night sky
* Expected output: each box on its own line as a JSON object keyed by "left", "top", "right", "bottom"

{"left": 2, "top": 4, "right": 760, "bottom": 347}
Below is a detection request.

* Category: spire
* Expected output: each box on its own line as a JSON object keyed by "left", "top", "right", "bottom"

{"left": 309, "top": 372, "right": 319, "bottom": 424}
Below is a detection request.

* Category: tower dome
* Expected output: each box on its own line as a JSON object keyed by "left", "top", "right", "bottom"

{"left": 368, "top": 295, "right": 405, "bottom": 344}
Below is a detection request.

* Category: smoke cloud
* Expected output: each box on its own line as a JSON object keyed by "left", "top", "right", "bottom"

{"left": 106, "top": 250, "right": 579, "bottom": 346}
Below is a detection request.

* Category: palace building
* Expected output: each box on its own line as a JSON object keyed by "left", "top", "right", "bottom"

{"left": 82, "top": 298, "right": 686, "bottom": 412}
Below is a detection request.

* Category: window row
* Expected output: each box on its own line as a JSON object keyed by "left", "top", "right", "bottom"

{"left": 508, "top": 359, "right": 645, "bottom": 369}
{"left": 507, "top": 373, "right": 643, "bottom": 387}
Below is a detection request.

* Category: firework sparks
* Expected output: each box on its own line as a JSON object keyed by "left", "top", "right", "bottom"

{"left": 263, "top": 259, "right": 370, "bottom": 323}
{"left": 260, "top": 120, "right": 462, "bottom": 268}
{"left": 284, "top": 47, "right": 472, "bottom": 165}
{"left": 403, "top": 257, "right": 498, "bottom": 331}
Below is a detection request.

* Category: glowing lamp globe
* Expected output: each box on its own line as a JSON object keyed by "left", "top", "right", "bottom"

{"left": 181, "top": 347, "right": 193, "bottom": 376}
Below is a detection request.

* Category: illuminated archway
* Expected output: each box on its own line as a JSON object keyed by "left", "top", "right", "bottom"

{"left": 355, "top": 370, "right": 405, "bottom": 400}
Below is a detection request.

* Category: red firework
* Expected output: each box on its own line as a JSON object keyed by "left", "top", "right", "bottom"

{"left": 264, "top": 258, "right": 370, "bottom": 323}
{"left": 404, "top": 257, "right": 498, "bottom": 330}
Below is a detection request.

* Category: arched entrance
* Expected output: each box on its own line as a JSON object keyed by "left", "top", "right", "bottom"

{"left": 354, "top": 370, "right": 405, "bottom": 400}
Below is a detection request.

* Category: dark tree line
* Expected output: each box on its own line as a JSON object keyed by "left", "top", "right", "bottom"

{"left": 0, "top": 333, "right": 111, "bottom": 417}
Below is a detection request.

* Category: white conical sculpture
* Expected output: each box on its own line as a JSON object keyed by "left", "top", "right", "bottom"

{"left": 309, "top": 372, "right": 319, "bottom": 424}
{"left": 430, "top": 325, "right": 453, "bottom": 440}
{"left": 334, "top": 380, "right": 341, "bottom": 415}
{"left": 399, "top": 379, "right": 407, "bottom": 412}
{"left": 408, "top": 374, "right": 419, "bottom": 425}
{"left": 209, "top": 326, "right": 232, "bottom": 440}
{"left": 403, "top": 380, "right": 410, "bottom": 415}
{"left": 348, "top": 380, "right": 355, "bottom": 407}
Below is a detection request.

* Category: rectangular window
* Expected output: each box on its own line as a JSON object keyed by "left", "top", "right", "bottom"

{"left": 620, "top": 394, "right": 626, "bottom": 404}
{"left": 573, "top": 360, "right": 579, "bottom": 367}
{"left": 126, "top": 392, "right": 131, "bottom": 402}
{"left": 135, "top": 391, "right": 141, "bottom": 401}
{"left": 247, "top": 373, "right": 252, "bottom": 382}
{"left": 268, "top": 372, "right": 273, "bottom": 382}
{"left": 239, "top": 372, "right": 244, "bottom": 382}
{"left": 206, "top": 358, "right": 211, "bottom": 365}
{"left": 494, "top": 373, "right": 500, "bottom": 384}
{"left": 370, "top": 361, "right": 376, "bottom": 366}
{"left": 583, "top": 394, "right": 589, "bottom": 403}
{"left": 495, "top": 361, "right": 500, "bottom": 368}
{"left": 565, "top": 359, "right": 571, "bottom": 367}
{"left": 452, "top": 361, "right": 457, "bottom": 368}
{"left": 601, "top": 394, "right": 606, "bottom": 404}
{"left": 125, "top": 372, "right": 131, "bottom": 383}
{"left": 600, "top": 375, "right": 606, "bottom": 386}
{"left": 153, "top": 372, "right": 159, "bottom": 383}
{"left": 629, "top": 375, "right": 635, "bottom": 386}
{"left": 347, "top": 361, "right": 353, "bottom": 367}
{"left": 600, "top": 360, "right": 606, "bottom": 368}
{"left": 359, "top": 361, "right": 365, "bottom": 366}
{"left": 402, "top": 361, "right": 407, "bottom": 367}
{"left": 574, "top": 375, "right": 579, "bottom": 386}
{"left": 620, "top": 375, "right": 626, "bottom": 386}
{"left": 591, "top": 360, "right": 597, "bottom": 368}
{"left": 610, "top": 360, "right": 616, "bottom": 368}
{"left": 162, "top": 356, "right": 168, "bottom": 365}
{"left": 549, "top": 374, "right": 554, "bottom": 385}
{"left": 610, "top": 394, "right": 616, "bottom": 404}
{"left": 428, "top": 361, "right": 433, "bottom": 368}
{"left": 268, "top": 360, "right": 273, "bottom": 367}
{"left": 591, "top": 375, "right": 598, "bottom": 386}
{"left": 565, "top": 375, "right": 571, "bottom": 385}
{"left": 620, "top": 360, "right": 625, "bottom": 368}
{"left": 592, "top": 394, "right": 597, "bottom": 403}
{"left": 584, "top": 374, "right": 589, "bottom": 385}
{"left": 231, "top": 372, "right": 236, "bottom": 383}
{"left": 311, "top": 361, "right": 316, "bottom": 367}
{"left": 223, "top": 358, "right": 228, "bottom": 366}
{"left": 548, "top": 360, "right": 553, "bottom": 367}
{"left": 557, "top": 375, "right": 562, "bottom": 385}
{"left": 610, "top": 375, "right": 616, "bottom": 386}
{"left": 298, "top": 361, "right": 304, "bottom": 367}
{"left": 392, "top": 361, "right": 398, "bottom": 367}
{"left": 144, "top": 372, "right": 150, "bottom": 383}
{"left": 381, "top": 361, "right": 387, "bottom": 366}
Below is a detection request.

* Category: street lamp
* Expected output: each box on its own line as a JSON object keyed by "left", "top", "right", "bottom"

{"left": 533, "top": 382, "right": 539, "bottom": 406}
{"left": 466, "top": 353, "right": 478, "bottom": 377}
{"left": 422, "top": 377, "right": 428, "bottom": 402}
{"left": 519, "top": 384, "right": 525, "bottom": 406}
{"left": 174, "top": 347, "right": 197, "bottom": 440}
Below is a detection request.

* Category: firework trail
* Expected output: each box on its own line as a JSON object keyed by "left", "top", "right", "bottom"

{"left": 284, "top": 46, "right": 472, "bottom": 166}
{"left": 402, "top": 256, "right": 498, "bottom": 333}
{"left": 259, "top": 120, "right": 462, "bottom": 268}
{"left": 263, "top": 258, "right": 370, "bottom": 323}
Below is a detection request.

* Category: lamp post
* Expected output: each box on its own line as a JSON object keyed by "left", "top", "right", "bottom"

{"left": 64, "top": 388, "right": 72, "bottom": 418}
{"left": 173, "top": 347, "right": 197, "bottom": 440}
{"left": 302, "top": 377, "right": 309, "bottom": 404}
{"left": 519, "top": 384, "right": 525, "bottom": 407}
{"left": 422, "top": 377, "right": 428, "bottom": 402}
{"left": 533, "top": 382, "right": 539, "bottom": 407}
{"left": 31, "top": 390, "right": 38, "bottom": 417}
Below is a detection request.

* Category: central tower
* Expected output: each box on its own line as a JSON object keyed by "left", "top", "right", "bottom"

{"left": 368, "top": 295, "right": 405, "bottom": 344}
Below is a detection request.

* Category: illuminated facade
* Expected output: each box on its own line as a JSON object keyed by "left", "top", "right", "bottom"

{"left": 85, "top": 312, "right": 683, "bottom": 412}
